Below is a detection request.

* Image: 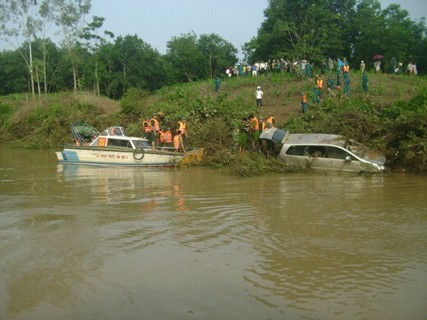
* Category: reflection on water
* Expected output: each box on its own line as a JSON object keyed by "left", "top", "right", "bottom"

{"left": 0, "top": 148, "right": 427, "bottom": 320}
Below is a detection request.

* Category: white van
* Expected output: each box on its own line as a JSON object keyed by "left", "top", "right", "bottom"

{"left": 260, "top": 128, "right": 386, "bottom": 173}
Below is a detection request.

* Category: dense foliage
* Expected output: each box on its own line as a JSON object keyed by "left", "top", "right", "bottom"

{"left": 0, "top": 0, "right": 426, "bottom": 101}
{"left": 243, "top": 0, "right": 426, "bottom": 73}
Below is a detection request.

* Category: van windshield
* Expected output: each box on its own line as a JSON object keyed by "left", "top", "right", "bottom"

{"left": 345, "top": 140, "right": 368, "bottom": 158}
{"left": 345, "top": 140, "right": 386, "bottom": 165}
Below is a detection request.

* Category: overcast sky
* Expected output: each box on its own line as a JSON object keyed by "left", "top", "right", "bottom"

{"left": 89, "top": 0, "right": 426, "bottom": 59}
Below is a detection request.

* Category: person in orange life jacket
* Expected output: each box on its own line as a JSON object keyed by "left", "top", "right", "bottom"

{"left": 149, "top": 115, "right": 160, "bottom": 148}
{"left": 163, "top": 127, "right": 173, "bottom": 148}
{"left": 142, "top": 118, "right": 152, "bottom": 139}
{"left": 301, "top": 91, "right": 308, "bottom": 113}
{"left": 316, "top": 74, "right": 324, "bottom": 98}
{"left": 249, "top": 114, "right": 259, "bottom": 149}
{"left": 177, "top": 117, "right": 187, "bottom": 139}
{"left": 257, "top": 117, "right": 267, "bottom": 151}
{"left": 158, "top": 127, "right": 166, "bottom": 148}
{"left": 343, "top": 62, "right": 350, "bottom": 82}
{"left": 266, "top": 113, "right": 276, "bottom": 127}
{"left": 173, "top": 130, "right": 186, "bottom": 152}
{"left": 258, "top": 117, "right": 266, "bottom": 133}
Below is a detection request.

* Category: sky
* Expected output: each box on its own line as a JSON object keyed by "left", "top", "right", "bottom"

{"left": 1, "top": 0, "right": 426, "bottom": 56}
{"left": 88, "top": 0, "right": 426, "bottom": 59}
{"left": 89, "top": 0, "right": 269, "bottom": 59}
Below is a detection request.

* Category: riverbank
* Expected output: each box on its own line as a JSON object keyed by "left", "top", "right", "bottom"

{"left": 0, "top": 72, "right": 426, "bottom": 173}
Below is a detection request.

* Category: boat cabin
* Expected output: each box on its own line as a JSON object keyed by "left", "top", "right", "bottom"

{"left": 89, "top": 126, "right": 151, "bottom": 150}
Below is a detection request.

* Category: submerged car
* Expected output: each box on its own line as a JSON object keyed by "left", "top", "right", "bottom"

{"left": 260, "top": 128, "right": 386, "bottom": 173}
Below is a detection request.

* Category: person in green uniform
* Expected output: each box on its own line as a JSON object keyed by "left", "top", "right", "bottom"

{"left": 362, "top": 71, "right": 369, "bottom": 96}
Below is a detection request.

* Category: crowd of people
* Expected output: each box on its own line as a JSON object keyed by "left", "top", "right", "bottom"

{"left": 225, "top": 56, "right": 418, "bottom": 78}
{"left": 140, "top": 113, "right": 187, "bottom": 152}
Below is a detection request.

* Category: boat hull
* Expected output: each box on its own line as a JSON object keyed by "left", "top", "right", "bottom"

{"left": 56, "top": 146, "right": 183, "bottom": 167}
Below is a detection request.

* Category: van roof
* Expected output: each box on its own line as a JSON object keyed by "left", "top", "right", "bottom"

{"left": 285, "top": 133, "right": 346, "bottom": 147}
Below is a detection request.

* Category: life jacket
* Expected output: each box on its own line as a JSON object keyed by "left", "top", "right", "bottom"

{"left": 266, "top": 116, "right": 275, "bottom": 124}
{"left": 316, "top": 79, "right": 323, "bottom": 89}
{"left": 343, "top": 65, "right": 350, "bottom": 73}
{"left": 250, "top": 117, "right": 259, "bottom": 131}
{"left": 142, "top": 120, "right": 151, "bottom": 132}
{"left": 259, "top": 120, "right": 266, "bottom": 132}
{"left": 173, "top": 134, "right": 181, "bottom": 150}
{"left": 150, "top": 118, "right": 160, "bottom": 131}
{"left": 164, "top": 130, "right": 173, "bottom": 144}
{"left": 159, "top": 131, "right": 165, "bottom": 143}
{"left": 178, "top": 120, "right": 187, "bottom": 133}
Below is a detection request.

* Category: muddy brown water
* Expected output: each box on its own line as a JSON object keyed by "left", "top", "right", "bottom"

{"left": 1, "top": 148, "right": 426, "bottom": 320}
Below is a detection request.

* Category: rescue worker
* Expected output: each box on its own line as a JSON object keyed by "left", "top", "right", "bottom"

{"left": 177, "top": 117, "right": 187, "bottom": 139}
{"left": 238, "top": 117, "right": 249, "bottom": 151}
{"left": 142, "top": 118, "right": 152, "bottom": 139}
{"left": 316, "top": 74, "right": 324, "bottom": 98}
{"left": 164, "top": 127, "right": 173, "bottom": 148}
{"left": 158, "top": 127, "right": 166, "bottom": 148}
{"left": 266, "top": 113, "right": 276, "bottom": 127}
{"left": 249, "top": 114, "right": 259, "bottom": 150}
{"left": 173, "top": 130, "right": 186, "bottom": 152}
{"left": 150, "top": 115, "right": 160, "bottom": 149}
{"left": 301, "top": 92, "right": 308, "bottom": 113}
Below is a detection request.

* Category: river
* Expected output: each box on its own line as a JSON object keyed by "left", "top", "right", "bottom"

{"left": 0, "top": 148, "right": 426, "bottom": 320}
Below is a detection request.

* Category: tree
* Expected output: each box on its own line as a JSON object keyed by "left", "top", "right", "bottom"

{"left": 348, "top": 0, "right": 384, "bottom": 66}
{"left": 0, "top": 50, "right": 28, "bottom": 94}
{"left": 0, "top": 0, "right": 45, "bottom": 99}
{"left": 381, "top": 4, "right": 426, "bottom": 68}
{"left": 97, "top": 35, "right": 167, "bottom": 99}
{"left": 50, "top": 0, "right": 91, "bottom": 96}
{"left": 198, "top": 34, "right": 238, "bottom": 78}
{"left": 80, "top": 16, "right": 114, "bottom": 96}
{"left": 244, "top": 0, "right": 356, "bottom": 63}
{"left": 165, "top": 32, "right": 208, "bottom": 83}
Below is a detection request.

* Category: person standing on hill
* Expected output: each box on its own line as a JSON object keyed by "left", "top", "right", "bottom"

{"left": 316, "top": 74, "right": 324, "bottom": 100}
{"left": 362, "top": 71, "right": 369, "bottom": 96}
{"left": 360, "top": 60, "right": 365, "bottom": 73}
{"left": 301, "top": 92, "right": 308, "bottom": 113}
{"left": 255, "top": 86, "right": 264, "bottom": 107}
{"left": 214, "top": 75, "right": 221, "bottom": 92}
{"left": 327, "top": 76, "right": 336, "bottom": 98}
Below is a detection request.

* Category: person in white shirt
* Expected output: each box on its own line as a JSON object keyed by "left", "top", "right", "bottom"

{"left": 255, "top": 86, "right": 264, "bottom": 107}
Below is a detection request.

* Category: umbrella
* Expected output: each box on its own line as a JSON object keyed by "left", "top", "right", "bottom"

{"left": 373, "top": 54, "right": 384, "bottom": 60}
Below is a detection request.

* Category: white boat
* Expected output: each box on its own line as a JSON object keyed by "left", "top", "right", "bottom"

{"left": 56, "top": 125, "right": 193, "bottom": 167}
{"left": 260, "top": 128, "right": 386, "bottom": 173}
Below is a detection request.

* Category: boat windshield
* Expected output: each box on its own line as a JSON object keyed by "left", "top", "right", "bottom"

{"left": 133, "top": 139, "right": 152, "bottom": 149}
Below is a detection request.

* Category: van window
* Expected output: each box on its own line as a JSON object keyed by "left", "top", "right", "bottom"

{"left": 286, "top": 145, "right": 306, "bottom": 156}
{"left": 306, "top": 146, "right": 326, "bottom": 157}
{"left": 326, "top": 146, "right": 354, "bottom": 160}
